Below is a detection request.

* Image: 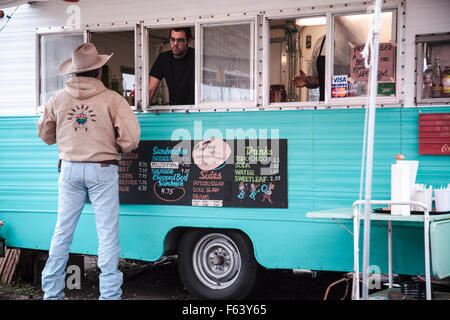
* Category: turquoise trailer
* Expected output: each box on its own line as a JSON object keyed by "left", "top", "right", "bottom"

{"left": 1, "top": 107, "right": 449, "bottom": 298}
{"left": 0, "top": 0, "right": 449, "bottom": 299}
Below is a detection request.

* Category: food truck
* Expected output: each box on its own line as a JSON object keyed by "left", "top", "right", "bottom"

{"left": 0, "top": 0, "right": 449, "bottom": 299}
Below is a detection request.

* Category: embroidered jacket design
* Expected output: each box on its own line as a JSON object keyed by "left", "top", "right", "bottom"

{"left": 67, "top": 105, "right": 96, "bottom": 131}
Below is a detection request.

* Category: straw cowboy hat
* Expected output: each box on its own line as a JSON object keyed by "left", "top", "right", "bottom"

{"left": 58, "top": 42, "right": 113, "bottom": 75}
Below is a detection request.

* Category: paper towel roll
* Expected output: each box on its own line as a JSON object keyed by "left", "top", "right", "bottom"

{"left": 391, "top": 163, "right": 411, "bottom": 216}
{"left": 396, "top": 160, "right": 419, "bottom": 196}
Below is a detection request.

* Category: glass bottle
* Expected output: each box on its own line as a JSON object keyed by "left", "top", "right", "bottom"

{"left": 442, "top": 65, "right": 450, "bottom": 98}
{"left": 422, "top": 63, "right": 433, "bottom": 99}
{"left": 431, "top": 57, "right": 442, "bottom": 98}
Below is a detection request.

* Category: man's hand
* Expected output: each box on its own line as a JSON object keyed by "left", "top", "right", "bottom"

{"left": 292, "top": 70, "right": 308, "bottom": 88}
{"left": 148, "top": 76, "right": 161, "bottom": 105}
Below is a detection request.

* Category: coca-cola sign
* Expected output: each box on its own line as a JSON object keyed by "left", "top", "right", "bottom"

{"left": 442, "top": 144, "right": 450, "bottom": 153}
{"left": 419, "top": 113, "right": 450, "bottom": 155}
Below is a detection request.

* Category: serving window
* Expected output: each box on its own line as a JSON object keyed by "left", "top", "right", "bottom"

{"left": 36, "top": 4, "right": 404, "bottom": 113}
{"left": 146, "top": 26, "right": 195, "bottom": 108}
{"left": 267, "top": 6, "right": 400, "bottom": 107}
{"left": 331, "top": 10, "right": 397, "bottom": 100}
{"left": 37, "top": 29, "right": 136, "bottom": 110}
{"left": 268, "top": 16, "right": 326, "bottom": 103}
{"left": 89, "top": 30, "right": 136, "bottom": 106}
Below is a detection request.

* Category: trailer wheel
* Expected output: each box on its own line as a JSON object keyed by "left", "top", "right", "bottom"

{"left": 178, "top": 228, "right": 258, "bottom": 300}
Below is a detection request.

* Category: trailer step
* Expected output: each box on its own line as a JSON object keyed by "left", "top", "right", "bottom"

{"left": 0, "top": 248, "right": 21, "bottom": 286}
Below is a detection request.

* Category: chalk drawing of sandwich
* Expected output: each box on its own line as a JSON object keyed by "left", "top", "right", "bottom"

{"left": 192, "top": 138, "right": 232, "bottom": 171}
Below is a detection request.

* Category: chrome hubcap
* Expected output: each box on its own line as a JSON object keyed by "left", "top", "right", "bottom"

{"left": 192, "top": 233, "right": 241, "bottom": 289}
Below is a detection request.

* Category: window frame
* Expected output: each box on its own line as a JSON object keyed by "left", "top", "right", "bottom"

{"left": 263, "top": 0, "right": 404, "bottom": 110}
{"left": 34, "top": 1, "right": 406, "bottom": 115}
{"left": 329, "top": 7, "right": 401, "bottom": 106}
{"left": 196, "top": 17, "right": 258, "bottom": 110}
{"left": 263, "top": 12, "right": 329, "bottom": 108}
{"left": 143, "top": 16, "right": 259, "bottom": 113}
{"left": 35, "top": 23, "right": 140, "bottom": 113}
{"left": 35, "top": 27, "right": 87, "bottom": 114}
{"left": 415, "top": 32, "right": 450, "bottom": 106}
{"left": 142, "top": 21, "right": 196, "bottom": 112}
{"left": 86, "top": 26, "right": 139, "bottom": 109}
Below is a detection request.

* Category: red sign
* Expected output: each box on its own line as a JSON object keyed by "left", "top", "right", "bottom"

{"left": 419, "top": 113, "right": 450, "bottom": 155}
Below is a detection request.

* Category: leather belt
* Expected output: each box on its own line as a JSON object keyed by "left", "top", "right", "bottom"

{"left": 58, "top": 159, "right": 119, "bottom": 172}
{"left": 98, "top": 160, "right": 120, "bottom": 167}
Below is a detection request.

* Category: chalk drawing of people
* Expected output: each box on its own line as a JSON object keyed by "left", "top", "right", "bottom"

{"left": 237, "top": 182, "right": 246, "bottom": 200}
{"left": 249, "top": 183, "right": 260, "bottom": 200}
{"left": 261, "top": 182, "right": 275, "bottom": 204}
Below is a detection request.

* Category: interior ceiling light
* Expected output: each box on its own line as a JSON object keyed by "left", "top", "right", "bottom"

{"left": 295, "top": 17, "right": 326, "bottom": 26}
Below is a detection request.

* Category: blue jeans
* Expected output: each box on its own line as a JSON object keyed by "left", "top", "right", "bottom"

{"left": 41, "top": 160, "right": 123, "bottom": 300}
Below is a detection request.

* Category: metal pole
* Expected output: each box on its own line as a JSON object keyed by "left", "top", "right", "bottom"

{"left": 424, "top": 208, "right": 432, "bottom": 300}
{"left": 352, "top": 205, "right": 361, "bottom": 300}
{"left": 388, "top": 221, "right": 393, "bottom": 288}
{"left": 362, "top": 0, "right": 382, "bottom": 300}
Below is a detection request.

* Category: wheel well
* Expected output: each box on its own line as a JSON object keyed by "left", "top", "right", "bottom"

{"left": 163, "top": 227, "right": 256, "bottom": 257}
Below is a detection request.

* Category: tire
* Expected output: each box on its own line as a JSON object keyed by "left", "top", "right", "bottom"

{"left": 178, "top": 228, "right": 259, "bottom": 300}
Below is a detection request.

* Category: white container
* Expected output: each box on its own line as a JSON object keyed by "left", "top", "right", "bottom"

{"left": 396, "top": 160, "right": 419, "bottom": 196}
{"left": 434, "top": 188, "right": 450, "bottom": 212}
{"left": 391, "top": 163, "right": 411, "bottom": 216}
{"left": 412, "top": 186, "right": 433, "bottom": 212}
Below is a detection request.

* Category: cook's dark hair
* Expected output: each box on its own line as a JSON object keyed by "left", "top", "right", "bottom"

{"left": 169, "top": 27, "right": 192, "bottom": 41}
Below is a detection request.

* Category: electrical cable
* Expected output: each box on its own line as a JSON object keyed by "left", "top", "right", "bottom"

{"left": 0, "top": 5, "right": 20, "bottom": 33}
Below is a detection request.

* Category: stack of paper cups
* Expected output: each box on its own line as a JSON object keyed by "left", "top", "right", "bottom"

{"left": 435, "top": 187, "right": 450, "bottom": 212}
{"left": 391, "top": 163, "right": 411, "bottom": 216}
{"left": 412, "top": 185, "right": 433, "bottom": 212}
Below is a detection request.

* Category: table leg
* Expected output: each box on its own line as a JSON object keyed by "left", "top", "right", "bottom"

{"left": 424, "top": 211, "right": 431, "bottom": 300}
{"left": 352, "top": 205, "right": 360, "bottom": 300}
{"left": 388, "top": 221, "right": 392, "bottom": 288}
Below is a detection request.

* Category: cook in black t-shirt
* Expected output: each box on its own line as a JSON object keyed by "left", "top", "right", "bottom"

{"left": 149, "top": 28, "right": 195, "bottom": 106}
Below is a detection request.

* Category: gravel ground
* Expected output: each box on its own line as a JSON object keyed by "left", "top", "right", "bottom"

{"left": 0, "top": 255, "right": 351, "bottom": 301}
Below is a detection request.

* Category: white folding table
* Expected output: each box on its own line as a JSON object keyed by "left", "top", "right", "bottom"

{"left": 306, "top": 200, "right": 450, "bottom": 300}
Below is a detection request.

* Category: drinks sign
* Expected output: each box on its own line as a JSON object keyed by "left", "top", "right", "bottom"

{"left": 350, "top": 42, "right": 396, "bottom": 82}
{"left": 419, "top": 113, "right": 450, "bottom": 155}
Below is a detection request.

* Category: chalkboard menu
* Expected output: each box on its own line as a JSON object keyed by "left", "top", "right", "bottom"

{"left": 119, "top": 139, "right": 288, "bottom": 208}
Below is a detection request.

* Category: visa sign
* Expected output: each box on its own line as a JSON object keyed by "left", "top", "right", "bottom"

{"left": 332, "top": 75, "right": 348, "bottom": 84}
{"left": 331, "top": 75, "right": 348, "bottom": 98}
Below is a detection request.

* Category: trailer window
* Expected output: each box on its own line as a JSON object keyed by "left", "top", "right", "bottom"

{"left": 147, "top": 26, "right": 195, "bottom": 107}
{"left": 269, "top": 16, "right": 326, "bottom": 103}
{"left": 416, "top": 33, "right": 450, "bottom": 104}
{"left": 332, "top": 10, "right": 397, "bottom": 99}
{"left": 39, "top": 33, "right": 83, "bottom": 106}
{"left": 200, "top": 22, "right": 254, "bottom": 104}
{"left": 89, "top": 31, "right": 135, "bottom": 106}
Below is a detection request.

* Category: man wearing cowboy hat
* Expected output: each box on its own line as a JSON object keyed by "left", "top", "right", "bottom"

{"left": 37, "top": 43, "right": 140, "bottom": 300}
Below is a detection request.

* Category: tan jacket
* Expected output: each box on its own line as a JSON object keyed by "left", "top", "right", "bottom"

{"left": 37, "top": 76, "right": 140, "bottom": 162}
